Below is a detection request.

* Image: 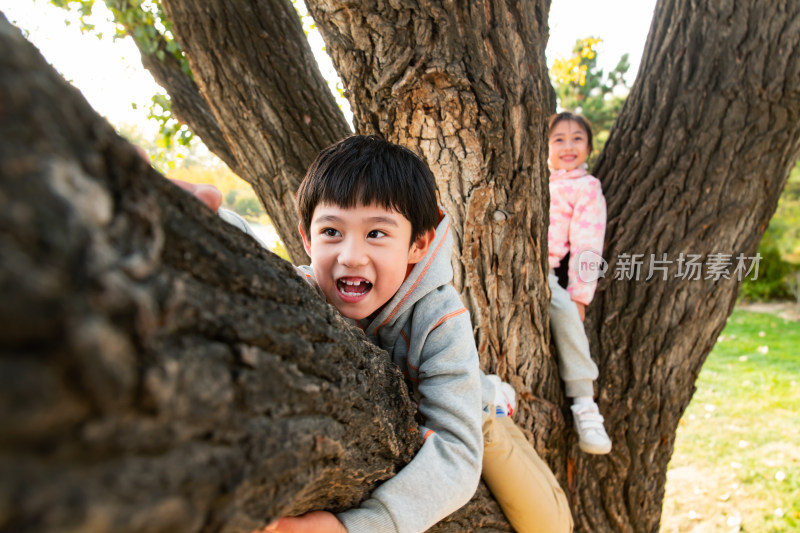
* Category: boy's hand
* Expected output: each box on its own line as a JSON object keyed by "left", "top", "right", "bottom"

{"left": 170, "top": 179, "right": 223, "bottom": 212}
{"left": 256, "top": 511, "right": 346, "bottom": 533}
{"left": 574, "top": 301, "right": 585, "bottom": 322}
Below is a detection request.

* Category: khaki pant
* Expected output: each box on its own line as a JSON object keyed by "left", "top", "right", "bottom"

{"left": 482, "top": 413, "right": 573, "bottom": 533}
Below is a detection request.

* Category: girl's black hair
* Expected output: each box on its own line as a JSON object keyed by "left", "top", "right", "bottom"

{"left": 297, "top": 135, "right": 440, "bottom": 243}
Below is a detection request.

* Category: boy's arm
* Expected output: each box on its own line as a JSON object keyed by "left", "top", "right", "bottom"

{"left": 568, "top": 177, "right": 607, "bottom": 305}
{"left": 336, "top": 297, "right": 483, "bottom": 533}
{"left": 293, "top": 265, "right": 326, "bottom": 299}
{"left": 252, "top": 284, "right": 481, "bottom": 533}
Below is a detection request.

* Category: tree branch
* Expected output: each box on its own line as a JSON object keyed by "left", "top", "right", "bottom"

{"left": 133, "top": 33, "right": 240, "bottom": 171}
{"left": 160, "top": 0, "right": 353, "bottom": 264}
{"left": 584, "top": 0, "right": 800, "bottom": 529}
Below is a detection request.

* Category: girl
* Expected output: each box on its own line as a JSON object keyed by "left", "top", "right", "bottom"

{"left": 547, "top": 112, "right": 611, "bottom": 454}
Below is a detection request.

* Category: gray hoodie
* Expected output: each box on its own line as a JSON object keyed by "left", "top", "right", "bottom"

{"left": 222, "top": 208, "right": 493, "bottom": 532}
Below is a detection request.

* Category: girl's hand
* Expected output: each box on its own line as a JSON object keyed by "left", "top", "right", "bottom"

{"left": 256, "top": 511, "right": 347, "bottom": 533}
{"left": 574, "top": 301, "right": 585, "bottom": 322}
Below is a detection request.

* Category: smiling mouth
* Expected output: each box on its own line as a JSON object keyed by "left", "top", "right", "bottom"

{"left": 337, "top": 278, "right": 373, "bottom": 297}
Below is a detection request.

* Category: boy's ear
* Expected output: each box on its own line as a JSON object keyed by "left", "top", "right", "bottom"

{"left": 408, "top": 228, "right": 436, "bottom": 264}
{"left": 299, "top": 222, "right": 312, "bottom": 257}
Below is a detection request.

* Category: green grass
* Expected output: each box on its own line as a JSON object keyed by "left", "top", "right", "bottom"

{"left": 662, "top": 309, "right": 800, "bottom": 532}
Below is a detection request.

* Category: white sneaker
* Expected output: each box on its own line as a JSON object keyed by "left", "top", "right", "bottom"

{"left": 571, "top": 402, "right": 612, "bottom": 454}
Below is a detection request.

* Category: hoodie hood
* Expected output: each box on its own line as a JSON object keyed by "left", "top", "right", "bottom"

{"left": 364, "top": 211, "right": 454, "bottom": 345}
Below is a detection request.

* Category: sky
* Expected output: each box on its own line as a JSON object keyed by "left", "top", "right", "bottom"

{"left": 1, "top": 0, "right": 657, "bottom": 136}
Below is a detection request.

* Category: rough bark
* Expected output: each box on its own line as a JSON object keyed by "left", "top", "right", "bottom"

{"left": 306, "top": 0, "right": 563, "bottom": 461}
{"left": 159, "top": 0, "right": 353, "bottom": 264}
{"left": 0, "top": 17, "right": 500, "bottom": 532}
{"left": 576, "top": 1, "right": 800, "bottom": 531}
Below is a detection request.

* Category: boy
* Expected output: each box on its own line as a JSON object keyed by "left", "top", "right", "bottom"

{"left": 216, "top": 136, "right": 572, "bottom": 533}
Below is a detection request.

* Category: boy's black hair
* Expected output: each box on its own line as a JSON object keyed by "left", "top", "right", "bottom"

{"left": 297, "top": 135, "right": 440, "bottom": 244}
{"left": 548, "top": 111, "right": 594, "bottom": 152}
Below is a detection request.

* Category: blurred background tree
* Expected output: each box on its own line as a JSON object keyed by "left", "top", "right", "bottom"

{"left": 550, "top": 37, "right": 630, "bottom": 164}
{"left": 739, "top": 162, "right": 800, "bottom": 303}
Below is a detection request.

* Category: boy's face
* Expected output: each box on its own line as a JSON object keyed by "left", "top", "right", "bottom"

{"left": 300, "top": 202, "right": 433, "bottom": 320}
{"left": 548, "top": 119, "right": 590, "bottom": 171}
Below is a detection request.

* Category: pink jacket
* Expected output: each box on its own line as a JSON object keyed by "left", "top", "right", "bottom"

{"left": 548, "top": 165, "right": 606, "bottom": 305}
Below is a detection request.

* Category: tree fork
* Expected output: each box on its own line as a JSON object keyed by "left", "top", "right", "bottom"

{"left": 6, "top": 0, "right": 800, "bottom": 530}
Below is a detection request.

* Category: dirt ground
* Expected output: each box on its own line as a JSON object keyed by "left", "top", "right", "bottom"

{"left": 735, "top": 301, "right": 800, "bottom": 321}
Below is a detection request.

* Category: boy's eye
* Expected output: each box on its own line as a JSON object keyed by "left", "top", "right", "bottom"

{"left": 367, "top": 230, "right": 386, "bottom": 239}
{"left": 321, "top": 228, "right": 340, "bottom": 237}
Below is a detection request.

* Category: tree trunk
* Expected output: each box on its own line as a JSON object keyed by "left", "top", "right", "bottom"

{"left": 577, "top": 1, "right": 800, "bottom": 531}
{"left": 0, "top": 17, "right": 511, "bottom": 532}
{"left": 305, "top": 0, "right": 563, "bottom": 456}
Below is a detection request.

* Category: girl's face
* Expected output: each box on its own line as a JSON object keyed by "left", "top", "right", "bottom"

{"left": 548, "top": 119, "right": 590, "bottom": 171}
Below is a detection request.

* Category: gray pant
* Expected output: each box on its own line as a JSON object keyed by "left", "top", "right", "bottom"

{"left": 549, "top": 271, "right": 598, "bottom": 398}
